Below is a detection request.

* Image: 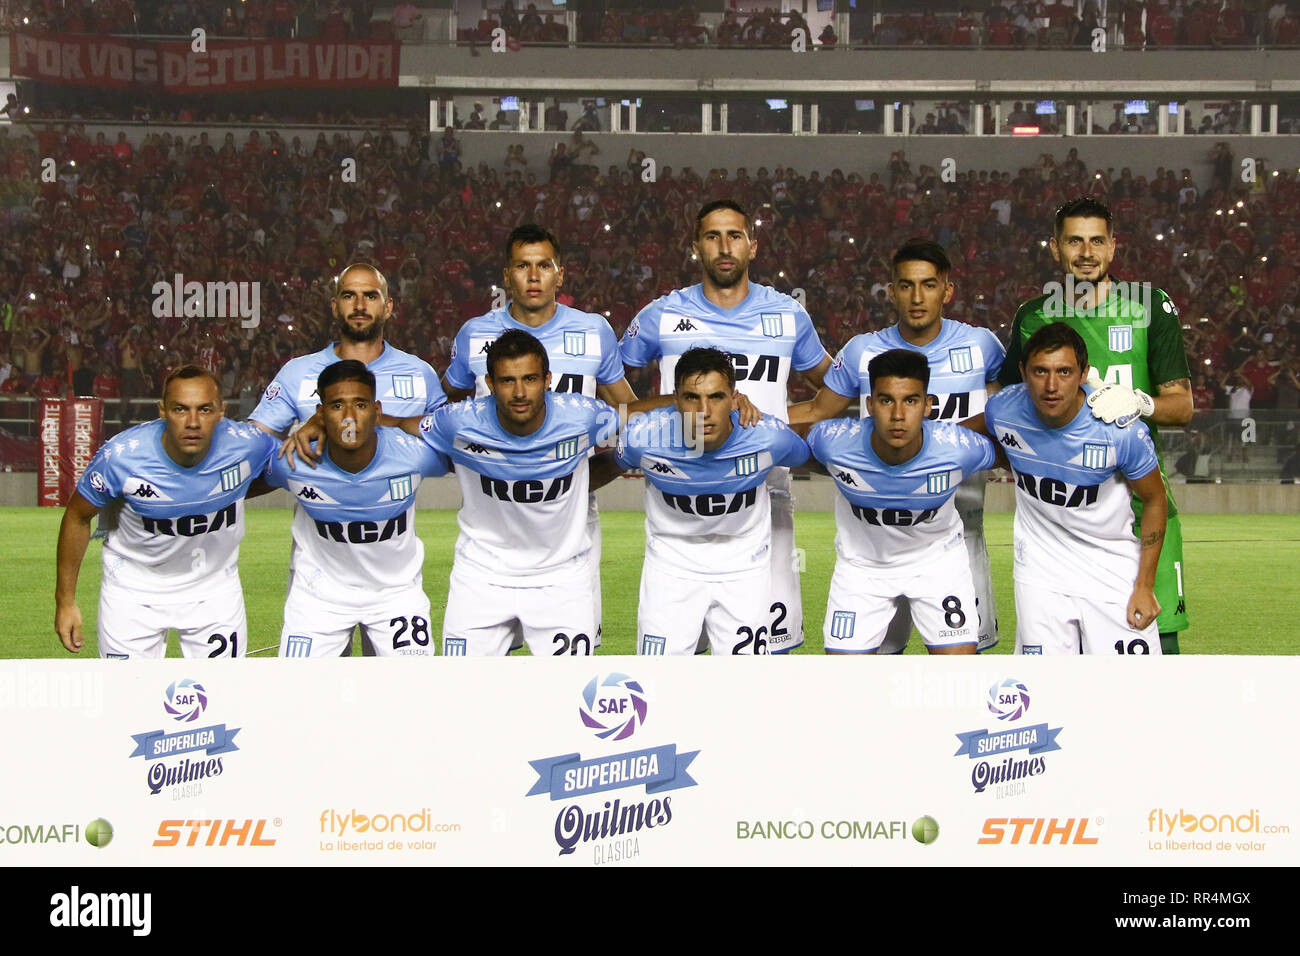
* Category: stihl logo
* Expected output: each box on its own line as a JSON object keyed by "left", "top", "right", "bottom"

{"left": 154, "top": 819, "right": 279, "bottom": 847}
{"left": 978, "top": 817, "right": 1099, "bottom": 845}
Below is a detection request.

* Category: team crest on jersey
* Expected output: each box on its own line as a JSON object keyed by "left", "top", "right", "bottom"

{"left": 926, "top": 471, "right": 951, "bottom": 495}
{"left": 948, "top": 347, "right": 974, "bottom": 374}
{"left": 388, "top": 474, "right": 414, "bottom": 500}
{"left": 829, "top": 611, "right": 856, "bottom": 639}
{"left": 391, "top": 375, "right": 415, "bottom": 400}
{"left": 1108, "top": 325, "right": 1133, "bottom": 353}
{"left": 1081, "top": 443, "right": 1109, "bottom": 470}
{"left": 734, "top": 453, "right": 759, "bottom": 476}
{"left": 219, "top": 464, "right": 244, "bottom": 493}
{"left": 123, "top": 477, "right": 173, "bottom": 501}
{"left": 759, "top": 313, "right": 784, "bottom": 337}
{"left": 563, "top": 331, "right": 587, "bottom": 356}
{"left": 555, "top": 437, "right": 580, "bottom": 460}
{"left": 88, "top": 471, "right": 108, "bottom": 494}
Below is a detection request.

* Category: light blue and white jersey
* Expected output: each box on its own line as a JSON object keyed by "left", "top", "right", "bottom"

{"left": 808, "top": 417, "right": 996, "bottom": 572}
{"left": 417, "top": 393, "right": 617, "bottom": 583}
{"left": 445, "top": 305, "right": 625, "bottom": 399}
{"left": 984, "top": 384, "right": 1161, "bottom": 603}
{"left": 76, "top": 418, "right": 276, "bottom": 602}
{"left": 616, "top": 409, "right": 810, "bottom": 577}
{"left": 251, "top": 342, "right": 446, "bottom": 434}
{"left": 263, "top": 427, "right": 449, "bottom": 601}
{"left": 620, "top": 283, "right": 828, "bottom": 419}
{"left": 823, "top": 319, "right": 1005, "bottom": 421}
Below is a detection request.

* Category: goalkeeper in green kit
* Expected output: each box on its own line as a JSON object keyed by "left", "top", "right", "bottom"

{"left": 1000, "top": 198, "right": 1192, "bottom": 653}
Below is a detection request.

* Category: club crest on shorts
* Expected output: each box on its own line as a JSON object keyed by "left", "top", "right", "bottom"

{"left": 1108, "top": 325, "right": 1133, "bottom": 352}
{"left": 734, "top": 453, "right": 759, "bottom": 476}
{"left": 563, "top": 331, "right": 587, "bottom": 356}
{"left": 443, "top": 638, "right": 467, "bottom": 656}
{"left": 1082, "top": 443, "right": 1109, "bottom": 470}
{"left": 555, "top": 437, "right": 579, "bottom": 460}
{"left": 830, "top": 610, "right": 856, "bottom": 639}
{"left": 284, "top": 636, "right": 313, "bottom": 658}
{"left": 948, "top": 347, "right": 973, "bottom": 374}
{"left": 640, "top": 636, "right": 667, "bottom": 655}
{"left": 391, "top": 374, "right": 415, "bottom": 400}
{"left": 760, "top": 313, "right": 784, "bottom": 337}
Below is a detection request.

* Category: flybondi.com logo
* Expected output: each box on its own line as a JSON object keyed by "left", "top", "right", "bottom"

{"left": 954, "top": 679, "right": 1063, "bottom": 797}
{"left": 1041, "top": 276, "right": 1153, "bottom": 320}
{"left": 528, "top": 674, "right": 699, "bottom": 863}
{"left": 152, "top": 273, "right": 260, "bottom": 328}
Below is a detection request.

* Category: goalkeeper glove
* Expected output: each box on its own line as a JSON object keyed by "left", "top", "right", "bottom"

{"left": 1085, "top": 367, "right": 1155, "bottom": 427}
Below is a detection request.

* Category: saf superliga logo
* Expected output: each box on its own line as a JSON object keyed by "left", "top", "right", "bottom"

{"left": 579, "top": 673, "right": 648, "bottom": 741}
{"left": 163, "top": 679, "right": 208, "bottom": 723}
{"left": 987, "top": 679, "right": 1030, "bottom": 722}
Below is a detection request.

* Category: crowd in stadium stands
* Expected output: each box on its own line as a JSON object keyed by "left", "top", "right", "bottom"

{"left": 0, "top": 121, "right": 1298, "bottom": 442}
{"left": 9, "top": 0, "right": 1298, "bottom": 49}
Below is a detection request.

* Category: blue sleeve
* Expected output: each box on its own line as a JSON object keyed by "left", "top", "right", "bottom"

{"left": 791, "top": 302, "right": 830, "bottom": 372}
{"left": 76, "top": 443, "right": 119, "bottom": 507}
{"left": 1118, "top": 422, "right": 1161, "bottom": 481}
{"left": 416, "top": 443, "right": 450, "bottom": 478}
{"left": 823, "top": 337, "right": 863, "bottom": 398}
{"left": 587, "top": 399, "right": 620, "bottom": 449}
{"left": 444, "top": 323, "right": 476, "bottom": 391}
{"left": 250, "top": 428, "right": 277, "bottom": 475}
{"left": 770, "top": 421, "right": 810, "bottom": 468}
{"left": 248, "top": 368, "right": 301, "bottom": 433}
{"left": 416, "top": 410, "right": 452, "bottom": 455}
{"left": 614, "top": 425, "right": 642, "bottom": 471}
{"left": 595, "top": 318, "right": 625, "bottom": 385}
{"left": 806, "top": 421, "right": 829, "bottom": 464}
{"left": 423, "top": 363, "right": 448, "bottom": 413}
{"left": 957, "top": 426, "right": 997, "bottom": 474}
{"left": 619, "top": 300, "right": 663, "bottom": 368}
{"left": 982, "top": 328, "right": 1007, "bottom": 383}
{"left": 262, "top": 452, "right": 288, "bottom": 489}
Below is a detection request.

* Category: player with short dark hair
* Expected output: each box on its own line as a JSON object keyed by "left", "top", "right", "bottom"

{"left": 978, "top": 324, "right": 1169, "bottom": 654}
{"left": 55, "top": 366, "right": 276, "bottom": 658}
{"left": 616, "top": 347, "right": 810, "bottom": 654}
{"left": 621, "top": 200, "right": 832, "bottom": 654}
{"left": 1001, "top": 197, "right": 1192, "bottom": 653}
{"left": 261, "top": 360, "right": 449, "bottom": 658}
{"left": 405, "top": 330, "right": 620, "bottom": 656}
{"left": 806, "top": 349, "right": 997, "bottom": 655}
{"left": 790, "top": 238, "right": 1006, "bottom": 652}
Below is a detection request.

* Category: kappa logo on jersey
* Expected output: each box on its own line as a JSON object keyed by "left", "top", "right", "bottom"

{"left": 89, "top": 472, "right": 108, "bottom": 494}
{"left": 388, "top": 475, "right": 413, "bottom": 500}
{"left": 948, "top": 347, "right": 974, "bottom": 374}
{"left": 465, "top": 442, "right": 488, "bottom": 454}
{"left": 997, "top": 428, "right": 1037, "bottom": 454}
{"left": 759, "top": 313, "right": 784, "bottom": 337}
{"left": 1108, "top": 325, "right": 1133, "bottom": 353}
{"left": 834, "top": 470, "right": 857, "bottom": 486}
{"left": 1082, "top": 443, "right": 1109, "bottom": 470}
{"left": 643, "top": 457, "right": 687, "bottom": 479}
{"left": 391, "top": 375, "right": 415, "bottom": 400}
{"left": 219, "top": 464, "right": 242, "bottom": 493}
{"left": 297, "top": 486, "right": 324, "bottom": 501}
{"left": 563, "top": 331, "right": 587, "bottom": 356}
{"left": 130, "top": 680, "right": 241, "bottom": 798}
{"left": 672, "top": 318, "right": 697, "bottom": 333}
{"left": 555, "top": 437, "right": 580, "bottom": 460}
{"left": 734, "top": 453, "right": 759, "bottom": 476}
{"left": 123, "top": 478, "right": 170, "bottom": 501}
{"left": 291, "top": 482, "right": 339, "bottom": 504}
{"left": 829, "top": 610, "right": 856, "bottom": 639}
{"left": 478, "top": 339, "right": 494, "bottom": 354}
{"left": 926, "top": 471, "right": 950, "bottom": 495}
{"left": 296, "top": 380, "right": 320, "bottom": 402}
{"left": 454, "top": 437, "right": 504, "bottom": 459}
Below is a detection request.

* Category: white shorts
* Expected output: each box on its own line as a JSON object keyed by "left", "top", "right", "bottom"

{"left": 442, "top": 559, "right": 596, "bottom": 657}
{"left": 767, "top": 470, "right": 803, "bottom": 654}
{"left": 1014, "top": 580, "right": 1162, "bottom": 656}
{"left": 638, "top": 561, "right": 772, "bottom": 655}
{"left": 824, "top": 545, "right": 978, "bottom": 654}
{"left": 97, "top": 585, "right": 248, "bottom": 659}
{"left": 279, "top": 583, "right": 434, "bottom": 658}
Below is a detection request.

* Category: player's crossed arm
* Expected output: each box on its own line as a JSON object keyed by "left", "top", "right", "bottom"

{"left": 55, "top": 491, "right": 101, "bottom": 653}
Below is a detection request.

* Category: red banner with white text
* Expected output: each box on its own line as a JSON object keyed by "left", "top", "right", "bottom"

{"left": 38, "top": 397, "right": 104, "bottom": 507}
{"left": 9, "top": 33, "right": 400, "bottom": 92}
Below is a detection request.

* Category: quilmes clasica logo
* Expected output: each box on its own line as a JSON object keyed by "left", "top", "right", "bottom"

{"left": 129, "top": 680, "right": 240, "bottom": 798}
{"left": 954, "top": 680, "right": 1063, "bottom": 797}
{"left": 528, "top": 674, "right": 699, "bottom": 863}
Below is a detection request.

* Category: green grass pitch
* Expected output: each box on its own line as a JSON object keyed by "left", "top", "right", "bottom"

{"left": 5, "top": 507, "right": 1297, "bottom": 656}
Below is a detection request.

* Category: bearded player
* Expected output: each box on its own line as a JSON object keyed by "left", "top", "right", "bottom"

{"left": 790, "top": 239, "right": 1005, "bottom": 652}
{"left": 1000, "top": 198, "right": 1192, "bottom": 654}
{"left": 620, "top": 200, "right": 832, "bottom": 653}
